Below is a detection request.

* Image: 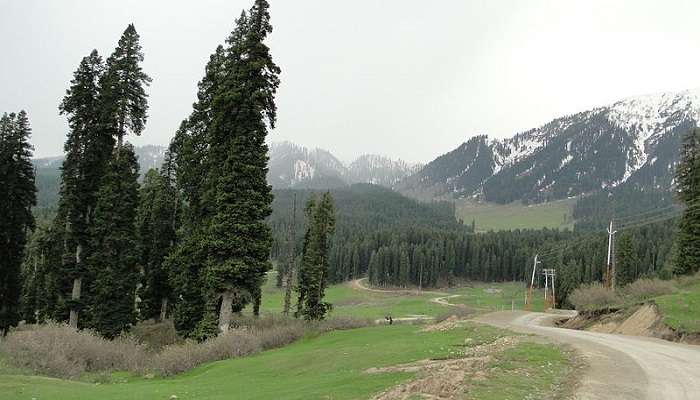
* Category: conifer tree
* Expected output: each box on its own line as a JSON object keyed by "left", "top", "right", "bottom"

{"left": 674, "top": 128, "right": 700, "bottom": 275}
{"left": 297, "top": 192, "right": 336, "bottom": 320}
{"left": 137, "top": 168, "right": 177, "bottom": 321}
{"left": 99, "top": 24, "right": 151, "bottom": 149}
{"left": 165, "top": 46, "right": 226, "bottom": 338}
{"left": 88, "top": 144, "right": 140, "bottom": 338}
{"left": 0, "top": 111, "right": 36, "bottom": 335}
{"left": 196, "top": 0, "right": 280, "bottom": 336}
{"left": 615, "top": 232, "right": 638, "bottom": 286}
{"left": 57, "top": 49, "right": 110, "bottom": 329}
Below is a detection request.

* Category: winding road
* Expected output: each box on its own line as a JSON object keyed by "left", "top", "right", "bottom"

{"left": 475, "top": 311, "right": 700, "bottom": 400}
{"left": 351, "top": 278, "right": 700, "bottom": 399}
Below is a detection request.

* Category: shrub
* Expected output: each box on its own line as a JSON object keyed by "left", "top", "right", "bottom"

{"left": 0, "top": 322, "right": 146, "bottom": 379}
{"left": 0, "top": 315, "right": 374, "bottom": 378}
{"left": 622, "top": 278, "right": 676, "bottom": 301}
{"left": 130, "top": 319, "right": 182, "bottom": 351}
{"left": 568, "top": 283, "right": 623, "bottom": 311}
{"left": 148, "top": 330, "right": 261, "bottom": 376}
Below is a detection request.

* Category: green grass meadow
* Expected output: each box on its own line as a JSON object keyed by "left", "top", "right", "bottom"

{"left": 456, "top": 199, "right": 575, "bottom": 232}
{"left": 2, "top": 279, "right": 565, "bottom": 400}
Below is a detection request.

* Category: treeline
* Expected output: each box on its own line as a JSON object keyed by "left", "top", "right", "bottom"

{"left": 268, "top": 185, "right": 461, "bottom": 284}
{"left": 18, "top": 0, "right": 284, "bottom": 340}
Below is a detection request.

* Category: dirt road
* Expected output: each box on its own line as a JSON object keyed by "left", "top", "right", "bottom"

{"left": 476, "top": 311, "right": 700, "bottom": 400}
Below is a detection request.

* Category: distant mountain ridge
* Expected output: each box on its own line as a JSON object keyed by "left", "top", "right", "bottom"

{"left": 267, "top": 141, "right": 422, "bottom": 189}
{"left": 397, "top": 89, "right": 700, "bottom": 203}
{"left": 33, "top": 142, "right": 421, "bottom": 209}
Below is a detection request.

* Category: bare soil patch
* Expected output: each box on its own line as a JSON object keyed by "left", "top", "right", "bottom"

{"left": 367, "top": 336, "right": 522, "bottom": 400}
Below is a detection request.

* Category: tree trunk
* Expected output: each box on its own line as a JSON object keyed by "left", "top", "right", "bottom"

{"left": 69, "top": 277, "right": 82, "bottom": 329}
{"left": 159, "top": 297, "right": 168, "bottom": 322}
{"left": 69, "top": 243, "right": 84, "bottom": 329}
{"left": 218, "top": 289, "right": 235, "bottom": 334}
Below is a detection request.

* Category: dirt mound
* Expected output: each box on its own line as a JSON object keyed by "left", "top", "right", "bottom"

{"left": 421, "top": 315, "right": 461, "bottom": 332}
{"left": 367, "top": 336, "right": 522, "bottom": 400}
{"left": 563, "top": 303, "right": 676, "bottom": 340}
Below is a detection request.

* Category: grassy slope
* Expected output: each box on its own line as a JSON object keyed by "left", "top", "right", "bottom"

{"left": 2, "top": 281, "right": 563, "bottom": 400}
{"left": 456, "top": 199, "right": 575, "bottom": 231}
{"left": 260, "top": 276, "right": 447, "bottom": 320}
{"left": 654, "top": 281, "right": 700, "bottom": 332}
{"left": 5, "top": 324, "right": 505, "bottom": 400}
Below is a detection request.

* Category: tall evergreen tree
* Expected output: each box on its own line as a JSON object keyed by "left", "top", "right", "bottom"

{"left": 99, "top": 24, "right": 151, "bottom": 149}
{"left": 88, "top": 145, "right": 140, "bottom": 338}
{"left": 57, "top": 49, "right": 111, "bottom": 329}
{"left": 674, "top": 128, "right": 700, "bottom": 275}
{"left": 297, "top": 192, "right": 336, "bottom": 320}
{"left": 615, "top": 232, "right": 638, "bottom": 286}
{"left": 0, "top": 111, "right": 36, "bottom": 335}
{"left": 195, "top": 0, "right": 280, "bottom": 336}
{"left": 136, "top": 168, "right": 178, "bottom": 321}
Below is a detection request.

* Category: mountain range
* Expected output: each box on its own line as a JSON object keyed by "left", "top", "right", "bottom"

{"left": 396, "top": 89, "right": 699, "bottom": 203}
{"left": 33, "top": 89, "right": 699, "bottom": 209}
{"left": 267, "top": 141, "right": 422, "bottom": 189}
{"left": 32, "top": 142, "right": 420, "bottom": 208}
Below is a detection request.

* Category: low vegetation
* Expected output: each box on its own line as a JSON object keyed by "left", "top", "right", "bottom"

{"left": 0, "top": 315, "right": 372, "bottom": 380}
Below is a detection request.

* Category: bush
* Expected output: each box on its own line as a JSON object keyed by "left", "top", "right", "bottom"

{"left": 621, "top": 278, "right": 676, "bottom": 301}
{"left": 0, "top": 322, "right": 146, "bottom": 379}
{"left": 568, "top": 283, "right": 623, "bottom": 311}
{"left": 130, "top": 320, "right": 182, "bottom": 351}
{"left": 148, "top": 330, "right": 261, "bottom": 376}
{"left": 0, "top": 315, "right": 374, "bottom": 378}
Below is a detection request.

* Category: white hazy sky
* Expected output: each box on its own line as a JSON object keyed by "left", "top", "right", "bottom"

{"left": 2, "top": 0, "right": 700, "bottom": 162}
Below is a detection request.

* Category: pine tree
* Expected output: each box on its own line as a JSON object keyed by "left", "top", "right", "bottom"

{"left": 297, "top": 192, "right": 336, "bottom": 320}
{"left": 57, "top": 49, "right": 111, "bottom": 329}
{"left": 88, "top": 145, "right": 140, "bottom": 338}
{"left": 0, "top": 111, "right": 36, "bottom": 335}
{"left": 615, "top": 232, "right": 638, "bottom": 286}
{"left": 196, "top": 0, "right": 280, "bottom": 336}
{"left": 674, "top": 128, "right": 700, "bottom": 275}
{"left": 99, "top": 24, "right": 151, "bottom": 149}
{"left": 136, "top": 169, "right": 178, "bottom": 321}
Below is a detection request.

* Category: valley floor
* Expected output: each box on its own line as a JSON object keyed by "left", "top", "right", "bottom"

{"left": 1, "top": 280, "right": 569, "bottom": 400}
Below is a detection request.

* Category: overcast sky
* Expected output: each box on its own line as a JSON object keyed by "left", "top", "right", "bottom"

{"left": 2, "top": 1, "right": 700, "bottom": 162}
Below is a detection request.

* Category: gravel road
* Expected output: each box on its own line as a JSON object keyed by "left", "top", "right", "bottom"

{"left": 475, "top": 311, "right": 700, "bottom": 400}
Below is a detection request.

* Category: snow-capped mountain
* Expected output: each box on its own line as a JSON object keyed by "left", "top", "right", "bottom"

{"left": 33, "top": 145, "right": 168, "bottom": 174}
{"left": 397, "top": 89, "right": 700, "bottom": 203}
{"left": 347, "top": 154, "right": 422, "bottom": 187}
{"left": 267, "top": 141, "right": 421, "bottom": 189}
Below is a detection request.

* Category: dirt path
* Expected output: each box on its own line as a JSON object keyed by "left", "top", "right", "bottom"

{"left": 475, "top": 311, "right": 700, "bottom": 400}
{"left": 349, "top": 278, "right": 465, "bottom": 307}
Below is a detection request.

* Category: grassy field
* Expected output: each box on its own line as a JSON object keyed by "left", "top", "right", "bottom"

{"left": 655, "top": 281, "right": 700, "bottom": 332}
{"left": 1, "top": 322, "right": 573, "bottom": 400}
{"left": 2, "top": 279, "right": 567, "bottom": 399}
{"left": 447, "top": 281, "right": 546, "bottom": 313}
{"left": 258, "top": 275, "right": 548, "bottom": 320}
{"left": 259, "top": 279, "right": 448, "bottom": 320}
{"left": 456, "top": 199, "right": 575, "bottom": 232}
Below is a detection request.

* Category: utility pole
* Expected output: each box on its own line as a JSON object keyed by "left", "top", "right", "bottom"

{"left": 542, "top": 268, "right": 557, "bottom": 309}
{"left": 605, "top": 219, "right": 617, "bottom": 290}
{"left": 525, "top": 254, "right": 540, "bottom": 310}
{"left": 283, "top": 194, "right": 297, "bottom": 316}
